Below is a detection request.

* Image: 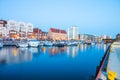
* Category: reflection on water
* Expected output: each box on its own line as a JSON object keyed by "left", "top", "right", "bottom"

{"left": 0, "top": 44, "right": 108, "bottom": 64}
{"left": 0, "top": 44, "right": 108, "bottom": 80}
{"left": 48, "top": 47, "right": 67, "bottom": 56}
{"left": 80, "top": 44, "right": 87, "bottom": 52}
{"left": 43, "top": 47, "right": 46, "bottom": 53}
{"left": 67, "top": 46, "right": 79, "bottom": 58}
{"left": 0, "top": 47, "right": 32, "bottom": 64}
{"left": 28, "top": 47, "right": 39, "bottom": 54}
{"left": 104, "top": 44, "right": 107, "bottom": 52}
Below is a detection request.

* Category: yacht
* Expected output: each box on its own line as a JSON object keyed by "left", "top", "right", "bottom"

{"left": 17, "top": 40, "right": 28, "bottom": 48}
{"left": 44, "top": 41, "right": 53, "bottom": 46}
{"left": 67, "top": 41, "right": 78, "bottom": 46}
{"left": 39, "top": 41, "right": 44, "bottom": 46}
{"left": 53, "top": 41, "right": 66, "bottom": 47}
{"left": 28, "top": 39, "right": 40, "bottom": 47}
{"left": 3, "top": 38, "right": 17, "bottom": 46}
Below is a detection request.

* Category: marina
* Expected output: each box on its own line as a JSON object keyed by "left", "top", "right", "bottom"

{"left": 0, "top": 0, "right": 120, "bottom": 80}
{"left": 0, "top": 43, "right": 108, "bottom": 80}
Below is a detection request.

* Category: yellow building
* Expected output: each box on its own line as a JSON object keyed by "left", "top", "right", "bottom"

{"left": 47, "top": 28, "right": 67, "bottom": 41}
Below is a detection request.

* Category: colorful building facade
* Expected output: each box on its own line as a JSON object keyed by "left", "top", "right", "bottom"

{"left": 47, "top": 28, "right": 67, "bottom": 41}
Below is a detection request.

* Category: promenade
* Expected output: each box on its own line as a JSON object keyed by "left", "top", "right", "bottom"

{"left": 96, "top": 42, "right": 120, "bottom": 80}
{"left": 107, "top": 42, "right": 120, "bottom": 79}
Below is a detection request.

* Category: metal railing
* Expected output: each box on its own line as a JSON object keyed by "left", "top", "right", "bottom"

{"left": 96, "top": 44, "right": 111, "bottom": 80}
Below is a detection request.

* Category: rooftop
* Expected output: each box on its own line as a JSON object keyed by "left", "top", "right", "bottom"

{"left": 50, "top": 28, "right": 67, "bottom": 34}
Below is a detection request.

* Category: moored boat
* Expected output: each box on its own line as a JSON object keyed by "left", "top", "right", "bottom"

{"left": 28, "top": 39, "right": 40, "bottom": 47}
{"left": 39, "top": 41, "right": 44, "bottom": 46}
{"left": 3, "top": 38, "right": 17, "bottom": 46}
{"left": 43, "top": 41, "right": 53, "bottom": 46}
{"left": 17, "top": 40, "right": 28, "bottom": 48}
{"left": 67, "top": 41, "right": 78, "bottom": 46}
{"left": 53, "top": 41, "right": 66, "bottom": 47}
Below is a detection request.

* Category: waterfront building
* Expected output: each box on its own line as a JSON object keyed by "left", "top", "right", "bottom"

{"left": 0, "top": 19, "right": 34, "bottom": 39}
{"left": 7, "top": 20, "right": 18, "bottom": 38}
{"left": 116, "top": 34, "right": 120, "bottom": 41}
{"left": 68, "top": 26, "right": 78, "bottom": 40}
{"left": 0, "top": 20, "right": 7, "bottom": 38}
{"left": 79, "top": 34, "right": 89, "bottom": 41}
{"left": 101, "top": 35, "right": 112, "bottom": 40}
{"left": 26, "top": 23, "right": 33, "bottom": 39}
{"left": 18, "top": 22, "right": 27, "bottom": 39}
{"left": 42, "top": 31, "right": 48, "bottom": 40}
{"left": 7, "top": 20, "right": 34, "bottom": 39}
{"left": 47, "top": 28, "right": 67, "bottom": 41}
{"left": 79, "top": 34, "right": 99, "bottom": 42}
{"left": 33, "top": 28, "right": 42, "bottom": 40}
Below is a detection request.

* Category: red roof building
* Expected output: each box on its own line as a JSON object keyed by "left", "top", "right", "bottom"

{"left": 0, "top": 20, "right": 7, "bottom": 38}
{"left": 33, "top": 28, "right": 42, "bottom": 40}
{"left": 47, "top": 28, "right": 67, "bottom": 40}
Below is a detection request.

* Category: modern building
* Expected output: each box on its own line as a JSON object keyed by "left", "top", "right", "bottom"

{"left": 7, "top": 20, "right": 34, "bottom": 39}
{"left": 68, "top": 26, "right": 78, "bottom": 40}
{"left": 47, "top": 28, "right": 67, "bottom": 41}
{"left": 26, "top": 23, "right": 33, "bottom": 39}
{"left": 7, "top": 20, "right": 18, "bottom": 38}
{"left": 0, "top": 20, "right": 7, "bottom": 38}
{"left": 18, "top": 22, "right": 27, "bottom": 39}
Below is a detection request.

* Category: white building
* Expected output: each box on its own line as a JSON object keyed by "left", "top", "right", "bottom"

{"left": 26, "top": 23, "right": 33, "bottom": 33}
{"left": 7, "top": 20, "right": 18, "bottom": 38}
{"left": 68, "top": 26, "right": 78, "bottom": 40}
{"left": 0, "top": 20, "right": 7, "bottom": 37}
{"left": 18, "top": 22, "right": 27, "bottom": 38}
{"left": 7, "top": 20, "right": 33, "bottom": 39}
{"left": 79, "top": 34, "right": 88, "bottom": 41}
{"left": 101, "top": 35, "right": 112, "bottom": 40}
{"left": 26, "top": 23, "right": 33, "bottom": 38}
{"left": 0, "top": 19, "right": 34, "bottom": 39}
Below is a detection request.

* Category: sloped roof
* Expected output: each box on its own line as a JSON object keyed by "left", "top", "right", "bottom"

{"left": 50, "top": 28, "right": 66, "bottom": 34}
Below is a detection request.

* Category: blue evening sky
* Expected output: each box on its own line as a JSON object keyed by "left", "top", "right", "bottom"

{"left": 0, "top": 0, "right": 120, "bottom": 38}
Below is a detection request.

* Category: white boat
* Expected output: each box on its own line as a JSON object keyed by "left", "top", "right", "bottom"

{"left": 3, "top": 38, "right": 18, "bottom": 46}
{"left": 67, "top": 41, "right": 78, "bottom": 46}
{"left": 91, "top": 42, "right": 95, "bottom": 45}
{"left": 28, "top": 39, "right": 40, "bottom": 47}
{"left": 44, "top": 41, "right": 53, "bottom": 46}
{"left": 53, "top": 41, "right": 66, "bottom": 47}
{"left": 39, "top": 41, "right": 44, "bottom": 46}
{"left": 0, "top": 38, "right": 3, "bottom": 48}
{"left": 17, "top": 40, "right": 28, "bottom": 48}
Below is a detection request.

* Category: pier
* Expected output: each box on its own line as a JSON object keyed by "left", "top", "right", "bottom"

{"left": 96, "top": 42, "right": 120, "bottom": 80}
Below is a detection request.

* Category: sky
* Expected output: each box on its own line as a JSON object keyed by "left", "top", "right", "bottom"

{"left": 0, "top": 0, "right": 120, "bottom": 38}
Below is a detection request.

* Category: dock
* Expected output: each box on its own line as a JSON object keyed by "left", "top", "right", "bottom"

{"left": 96, "top": 42, "right": 120, "bottom": 80}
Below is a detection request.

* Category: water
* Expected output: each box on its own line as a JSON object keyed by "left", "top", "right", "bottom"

{"left": 0, "top": 44, "right": 108, "bottom": 80}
